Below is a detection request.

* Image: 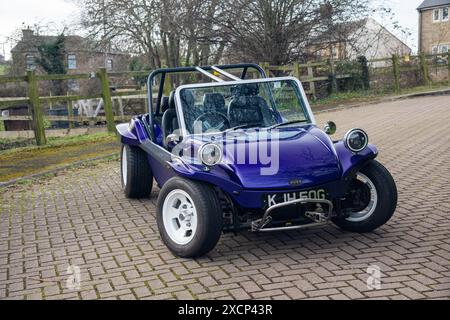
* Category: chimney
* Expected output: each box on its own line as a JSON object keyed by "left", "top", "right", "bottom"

{"left": 22, "top": 28, "right": 34, "bottom": 40}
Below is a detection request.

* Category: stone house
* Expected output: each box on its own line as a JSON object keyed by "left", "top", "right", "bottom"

{"left": 418, "top": 0, "right": 450, "bottom": 54}
{"left": 10, "top": 29, "right": 130, "bottom": 93}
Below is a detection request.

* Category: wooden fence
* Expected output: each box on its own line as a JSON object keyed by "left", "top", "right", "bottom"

{"left": 0, "top": 68, "right": 151, "bottom": 145}
{"left": 1, "top": 52, "right": 449, "bottom": 146}
{"left": 259, "top": 60, "right": 351, "bottom": 98}
{"left": 261, "top": 52, "right": 450, "bottom": 96}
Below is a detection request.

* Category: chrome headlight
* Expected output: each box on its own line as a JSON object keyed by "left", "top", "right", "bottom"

{"left": 344, "top": 129, "right": 368, "bottom": 153}
{"left": 198, "top": 143, "right": 222, "bottom": 166}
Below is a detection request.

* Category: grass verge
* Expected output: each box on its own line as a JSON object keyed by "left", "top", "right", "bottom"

{"left": 0, "top": 132, "right": 120, "bottom": 182}
{"left": 0, "top": 132, "right": 117, "bottom": 154}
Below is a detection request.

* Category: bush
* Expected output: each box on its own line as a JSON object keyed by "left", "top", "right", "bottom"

{"left": 334, "top": 56, "right": 370, "bottom": 92}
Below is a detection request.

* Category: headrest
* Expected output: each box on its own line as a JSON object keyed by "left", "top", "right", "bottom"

{"left": 180, "top": 90, "right": 195, "bottom": 108}
{"left": 203, "top": 93, "right": 225, "bottom": 110}
{"left": 232, "top": 83, "right": 259, "bottom": 96}
{"left": 169, "top": 90, "right": 195, "bottom": 110}
{"left": 160, "top": 96, "right": 170, "bottom": 113}
{"left": 169, "top": 91, "right": 176, "bottom": 109}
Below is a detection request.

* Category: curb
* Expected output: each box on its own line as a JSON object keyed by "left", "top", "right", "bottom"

{"left": 314, "top": 88, "right": 450, "bottom": 114}
{"left": 0, "top": 153, "right": 118, "bottom": 189}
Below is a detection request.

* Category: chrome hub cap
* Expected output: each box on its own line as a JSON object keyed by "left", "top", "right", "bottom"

{"left": 162, "top": 189, "right": 198, "bottom": 245}
{"left": 346, "top": 173, "right": 378, "bottom": 222}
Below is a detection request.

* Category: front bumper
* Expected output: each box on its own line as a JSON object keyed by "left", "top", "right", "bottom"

{"left": 251, "top": 198, "right": 334, "bottom": 232}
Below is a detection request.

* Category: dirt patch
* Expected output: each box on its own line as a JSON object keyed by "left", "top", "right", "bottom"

{"left": 0, "top": 137, "right": 120, "bottom": 182}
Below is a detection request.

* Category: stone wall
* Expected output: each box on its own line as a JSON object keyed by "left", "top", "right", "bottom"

{"left": 420, "top": 9, "right": 450, "bottom": 53}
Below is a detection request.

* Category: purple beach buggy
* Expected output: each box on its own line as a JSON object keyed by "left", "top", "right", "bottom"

{"left": 116, "top": 64, "right": 397, "bottom": 258}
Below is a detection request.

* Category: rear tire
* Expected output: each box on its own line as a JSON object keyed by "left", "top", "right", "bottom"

{"left": 156, "top": 177, "right": 223, "bottom": 258}
{"left": 121, "top": 144, "right": 153, "bottom": 199}
{"left": 333, "top": 160, "right": 397, "bottom": 233}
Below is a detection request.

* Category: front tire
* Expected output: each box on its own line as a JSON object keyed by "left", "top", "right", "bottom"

{"left": 121, "top": 144, "right": 153, "bottom": 199}
{"left": 156, "top": 177, "right": 223, "bottom": 258}
{"left": 333, "top": 160, "right": 397, "bottom": 233}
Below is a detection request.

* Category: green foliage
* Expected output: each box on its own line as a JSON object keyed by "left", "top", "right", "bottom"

{"left": 334, "top": 56, "right": 370, "bottom": 92}
{"left": 0, "top": 138, "right": 34, "bottom": 151}
{"left": 0, "top": 132, "right": 116, "bottom": 154}
{"left": 358, "top": 56, "right": 370, "bottom": 90}
{"left": 35, "top": 34, "right": 67, "bottom": 75}
{"left": 391, "top": 54, "right": 400, "bottom": 92}
{"left": 33, "top": 34, "right": 68, "bottom": 96}
{"left": 129, "top": 57, "right": 149, "bottom": 86}
{"left": 0, "top": 64, "right": 9, "bottom": 75}
{"left": 43, "top": 118, "right": 51, "bottom": 129}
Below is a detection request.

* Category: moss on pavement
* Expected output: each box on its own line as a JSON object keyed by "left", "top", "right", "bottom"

{"left": 0, "top": 133, "right": 120, "bottom": 183}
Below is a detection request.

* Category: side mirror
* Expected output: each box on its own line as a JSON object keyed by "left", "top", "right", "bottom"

{"left": 166, "top": 133, "right": 180, "bottom": 146}
{"left": 323, "top": 121, "right": 337, "bottom": 135}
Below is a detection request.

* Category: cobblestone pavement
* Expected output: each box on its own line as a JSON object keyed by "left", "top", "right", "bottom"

{"left": 1, "top": 95, "right": 449, "bottom": 300}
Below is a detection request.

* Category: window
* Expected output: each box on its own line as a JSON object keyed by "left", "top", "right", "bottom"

{"left": 432, "top": 45, "right": 449, "bottom": 54}
{"left": 433, "top": 9, "right": 440, "bottom": 22}
{"left": 26, "top": 54, "right": 35, "bottom": 70}
{"left": 68, "top": 54, "right": 77, "bottom": 69}
{"left": 106, "top": 59, "right": 113, "bottom": 71}
{"left": 443, "top": 7, "right": 449, "bottom": 21}
{"left": 433, "top": 7, "right": 449, "bottom": 22}
{"left": 432, "top": 46, "right": 439, "bottom": 54}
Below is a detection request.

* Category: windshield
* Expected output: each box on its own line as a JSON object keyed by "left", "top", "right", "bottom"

{"left": 177, "top": 79, "right": 311, "bottom": 135}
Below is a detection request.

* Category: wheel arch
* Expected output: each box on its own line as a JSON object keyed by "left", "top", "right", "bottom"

{"left": 334, "top": 141, "right": 378, "bottom": 179}
{"left": 117, "top": 116, "right": 154, "bottom": 146}
{"left": 167, "top": 160, "right": 243, "bottom": 198}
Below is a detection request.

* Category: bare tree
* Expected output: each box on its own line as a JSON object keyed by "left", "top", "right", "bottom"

{"left": 74, "top": 0, "right": 401, "bottom": 66}
{"left": 74, "top": 0, "right": 228, "bottom": 68}
{"left": 215, "top": 0, "right": 317, "bottom": 64}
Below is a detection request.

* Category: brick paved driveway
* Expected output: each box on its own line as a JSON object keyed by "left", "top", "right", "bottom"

{"left": 1, "top": 95, "right": 449, "bottom": 300}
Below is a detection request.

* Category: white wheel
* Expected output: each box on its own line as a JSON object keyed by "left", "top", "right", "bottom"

{"left": 333, "top": 160, "right": 397, "bottom": 233}
{"left": 121, "top": 146, "right": 127, "bottom": 186}
{"left": 162, "top": 189, "right": 198, "bottom": 245}
{"left": 157, "top": 178, "right": 223, "bottom": 257}
{"left": 120, "top": 144, "right": 153, "bottom": 198}
{"left": 346, "top": 172, "right": 378, "bottom": 222}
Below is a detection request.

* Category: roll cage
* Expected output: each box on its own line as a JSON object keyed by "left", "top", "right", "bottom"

{"left": 144, "top": 63, "right": 267, "bottom": 141}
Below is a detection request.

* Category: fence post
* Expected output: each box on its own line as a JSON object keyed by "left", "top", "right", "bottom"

{"left": 328, "top": 58, "right": 338, "bottom": 94}
{"left": 448, "top": 52, "right": 450, "bottom": 86}
{"left": 392, "top": 54, "right": 400, "bottom": 93}
{"left": 307, "top": 63, "right": 317, "bottom": 100}
{"left": 260, "top": 62, "right": 270, "bottom": 77}
{"left": 98, "top": 68, "right": 115, "bottom": 133}
{"left": 293, "top": 62, "right": 300, "bottom": 79}
{"left": 27, "top": 70, "right": 47, "bottom": 145}
{"left": 358, "top": 56, "right": 370, "bottom": 90}
{"left": 67, "top": 99, "right": 74, "bottom": 130}
{"left": 419, "top": 53, "right": 430, "bottom": 86}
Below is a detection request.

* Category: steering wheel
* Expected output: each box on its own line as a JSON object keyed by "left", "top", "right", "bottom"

{"left": 193, "top": 112, "right": 231, "bottom": 133}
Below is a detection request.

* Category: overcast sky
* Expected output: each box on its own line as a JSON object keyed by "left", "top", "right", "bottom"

{"left": 0, "top": 0, "right": 425, "bottom": 59}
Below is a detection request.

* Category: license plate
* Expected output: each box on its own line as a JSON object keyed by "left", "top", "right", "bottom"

{"left": 266, "top": 189, "right": 327, "bottom": 208}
